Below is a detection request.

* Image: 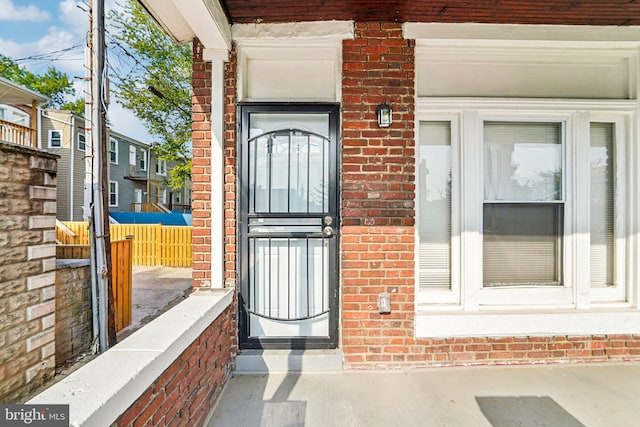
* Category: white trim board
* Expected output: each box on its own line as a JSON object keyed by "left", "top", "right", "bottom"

{"left": 404, "top": 23, "right": 640, "bottom": 45}
{"left": 416, "top": 310, "right": 640, "bottom": 338}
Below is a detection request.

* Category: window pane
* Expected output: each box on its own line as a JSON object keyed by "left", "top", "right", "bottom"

{"left": 249, "top": 129, "right": 329, "bottom": 214}
{"left": 483, "top": 203, "right": 563, "bottom": 287}
{"left": 250, "top": 113, "right": 329, "bottom": 139}
{"left": 484, "top": 122, "right": 562, "bottom": 201}
{"left": 590, "top": 123, "right": 615, "bottom": 288}
{"left": 418, "top": 121, "right": 451, "bottom": 290}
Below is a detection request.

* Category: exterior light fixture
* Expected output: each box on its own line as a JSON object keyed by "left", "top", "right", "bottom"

{"left": 376, "top": 102, "right": 392, "bottom": 128}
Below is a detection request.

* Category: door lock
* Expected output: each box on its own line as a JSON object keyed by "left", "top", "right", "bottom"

{"left": 323, "top": 216, "right": 333, "bottom": 226}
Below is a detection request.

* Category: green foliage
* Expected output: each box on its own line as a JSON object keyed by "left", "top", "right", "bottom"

{"left": 61, "top": 98, "right": 86, "bottom": 116}
{"left": 0, "top": 54, "right": 84, "bottom": 114}
{"left": 109, "top": 0, "right": 192, "bottom": 188}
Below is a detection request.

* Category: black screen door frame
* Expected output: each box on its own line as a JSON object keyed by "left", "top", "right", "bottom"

{"left": 238, "top": 102, "right": 340, "bottom": 349}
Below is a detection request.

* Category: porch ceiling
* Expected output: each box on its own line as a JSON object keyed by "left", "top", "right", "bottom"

{"left": 221, "top": 0, "right": 640, "bottom": 26}
{"left": 0, "top": 76, "right": 49, "bottom": 105}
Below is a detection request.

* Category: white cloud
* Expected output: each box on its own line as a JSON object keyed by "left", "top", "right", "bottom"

{"left": 108, "top": 102, "right": 153, "bottom": 143}
{"left": 59, "top": 0, "right": 88, "bottom": 35}
{"left": 0, "top": 26, "right": 85, "bottom": 76}
{"left": 0, "top": 0, "right": 51, "bottom": 22}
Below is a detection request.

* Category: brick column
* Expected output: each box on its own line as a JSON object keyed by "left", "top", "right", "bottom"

{"left": 191, "top": 40, "right": 238, "bottom": 292}
{"left": 191, "top": 40, "right": 213, "bottom": 288}
{"left": 223, "top": 47, "right": 238, "bottom": 290}
{"left": 341, "top": 22, "right": 416, "bottom": 368}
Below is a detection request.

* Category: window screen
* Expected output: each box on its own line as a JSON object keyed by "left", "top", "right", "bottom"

{"left": 418, "top": 121, "right": 452, "bottom": 290}
{"left": 590, "top": 123, "right": 615, "bottom": 288}
{"left": 483, "top": 122, "right": 563, "bottom": 287}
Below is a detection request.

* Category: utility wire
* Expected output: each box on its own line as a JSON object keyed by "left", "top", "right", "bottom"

{"left": 103, "top": 31, "right": 190, "bottom": 116}
{"left": 12, "top": 42, "right": 85, "bottom": 63}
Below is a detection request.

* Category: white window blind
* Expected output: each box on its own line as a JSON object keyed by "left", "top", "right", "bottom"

{"left": 418, "top": 121, "right": 452, "bottom": 290}
{"left": 590, "top": 122, "right": 615, "bottom": 288}
{"left": 483, "top": 122, "right": 563, "bottom": 287}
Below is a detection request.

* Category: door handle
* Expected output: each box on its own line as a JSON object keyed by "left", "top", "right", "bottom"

{"left": 323, "top": 226, "right": 334, "bottom": 237}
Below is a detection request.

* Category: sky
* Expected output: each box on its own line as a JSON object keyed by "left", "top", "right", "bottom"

{"left": 0, "top": 0, "right": 154, "bottom": 142}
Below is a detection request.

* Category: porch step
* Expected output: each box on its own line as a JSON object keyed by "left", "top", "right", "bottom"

{"left": 235, "top": 349, "right": 343, "bottom": 374}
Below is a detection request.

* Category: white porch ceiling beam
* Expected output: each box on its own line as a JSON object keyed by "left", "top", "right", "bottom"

{"left": 137, "top": 0, "right": 231, "bottom": 50}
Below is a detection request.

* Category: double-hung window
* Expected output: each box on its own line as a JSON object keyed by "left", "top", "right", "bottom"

{"left": 109, "top": 138, "right": 118, "bottom": 164}
{"left": 417, "top": 107, "right": 630, "bottom": 310}
{"left": 482, "top": 122, "right": 563, "bottom": 289}
{"left": 77, "top": 133, "right": 86, "bottom": 151}
{"left": 156, "top": 159, "right": 167, "bottom": 176}
{"left": 109, "top": 181, "right": 118, "bottom": 207}
{"left": 49, "top": 130, "right": 62, "bottom": 148}
{"left": 129, "top": 145, "right": 136, "bottom": 166}
{"left": 139, "top": 149, "right": 147, "bottom": 171}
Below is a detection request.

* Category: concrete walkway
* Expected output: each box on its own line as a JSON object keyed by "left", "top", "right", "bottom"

{"left": 209, "top": 362, "right": 640, "bottom": 426}
{"left": 117, "top": 266, "right": 192, "bottom": 339}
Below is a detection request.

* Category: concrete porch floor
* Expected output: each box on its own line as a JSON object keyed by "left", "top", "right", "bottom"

{"left": 209, "top": 362, "right": 640, "bottom": 426}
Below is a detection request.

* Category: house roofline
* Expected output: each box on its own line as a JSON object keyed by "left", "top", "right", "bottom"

{"left": 0, "top": 76, "right": 50, "bottom": 105}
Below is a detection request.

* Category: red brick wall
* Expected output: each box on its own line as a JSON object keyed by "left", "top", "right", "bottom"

{"left": 340, "top": 22, "right": 640, "bottom": 369}
{"left": 114, "top": 304, "right": 234, "bottom": 427}
{"left": 191, "top": 40, "right": 238, "bottom": 290}
{"left": 341, "top": 22, "right": 417, "bottom": 367}
{"left": 224, "top": 47, "right": 238, "bottom": 290}
{"left": 191, "top": 40, "right": 213, "bottom": 288}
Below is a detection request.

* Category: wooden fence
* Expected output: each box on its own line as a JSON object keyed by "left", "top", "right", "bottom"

{"left": 111, "top": 238, "right": 133, "bottom": 331}
{"left": 56, "top": 222, "right": 192, "bottom": 267}
{"left": 56, "top": 237, "right": 133, "bottom": 332}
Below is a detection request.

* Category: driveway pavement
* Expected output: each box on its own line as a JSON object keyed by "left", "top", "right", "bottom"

{"left": 209, "top": 362, "right": 640, "bottom": 426}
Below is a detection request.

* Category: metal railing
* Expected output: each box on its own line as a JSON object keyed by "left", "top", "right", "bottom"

{"left": 0, "top": 119, "right": 35, "bottom": 147}
{"left": 131, "top": 202, "right": 164, "bottom": 213}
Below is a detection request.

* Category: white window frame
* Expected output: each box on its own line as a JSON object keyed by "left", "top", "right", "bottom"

{"left": 587, "top": 114, "right": 628, "bottom": 305}
{"left": 77, "top": 133, "right": 86, "bottom": 151}
{"left": 48, "top": 130, "right": 62, "bottom": 148}
{"left": 109, "top": 181, "right": 118, "bottom": 207}
{"left": 129, "top": 145, "right": 136, "bottom": 166}
{"left": 139, "top": 148, "right": 147, "bottom": 171}
{"left": 475, "top": 111, "right": 574, "bottom": 309}
{"left": 156, "top": 159, "right": 167, "bottom": 176}
{"left": 109, "top": 138, "right": 118, "bottom": 164}
{"left": 416, "top": 99, "right": 636, "bottom": 320}
{"left": 0, "top": 105, "right": 28, "bottom": 126}
{"left": 415, "top": 114, "right": 461, "bottom": 306}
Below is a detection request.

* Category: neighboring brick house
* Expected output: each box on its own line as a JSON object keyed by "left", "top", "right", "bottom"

{"left": 39, "top": 111, "right": 190, "bottom": 219}
{"left": 139, "top": 0, "right": 640, "bottom": 368}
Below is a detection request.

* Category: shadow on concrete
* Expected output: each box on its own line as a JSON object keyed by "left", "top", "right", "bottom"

{"left": 209, "top": 352, "right": 306, "bottom": 427}
{"left": 117, "top": 266, "right": 192, "bottom": 340}
{"left": 476, "top": 396, "right": 585, "bottom": 427}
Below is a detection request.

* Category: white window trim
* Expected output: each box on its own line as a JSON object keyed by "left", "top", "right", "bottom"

{"left": 109, "top": 138, "right": 118, "bottom": 165}
{"left": 48, "top": 129, "right": 62, "bottom": 148}
{"left": 109, "top": 180, "right": 118, "bottom": 207}
{"left": 156, "top": 159, "right": 167, "bottom": 176}
{"left": 77, "top": 133, "right": 86, "bottom": 151}
{"left": 415, "top": 99, "right": 638, "bottom": 337}
{"left": 474, "top": 111, "right": 574, "bottom": 309}
{"left": 129, "top": 145, "right": 136, "bottom": 166}
{"left": 415, "top": 113, "right": 461, "bottom": 306}
{"left": 588, "top": 114, "right": 629, "bottom": 305}
{"left": 139, "top": 148, "right": 147, "bottom": 171}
